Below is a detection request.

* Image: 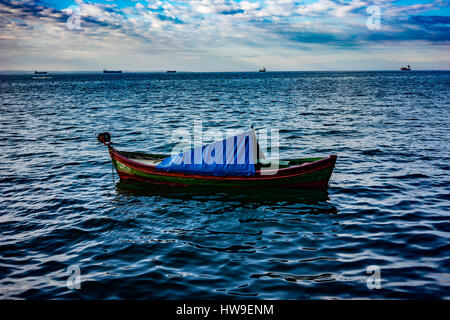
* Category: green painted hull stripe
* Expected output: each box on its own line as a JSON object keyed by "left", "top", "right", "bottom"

{"left": 113, "top": 159, "right": 333, "bottom": 187}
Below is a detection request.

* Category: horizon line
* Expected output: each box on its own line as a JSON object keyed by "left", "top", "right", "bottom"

{"left": 1, "top": 69, "right": 449, "bottom": 73}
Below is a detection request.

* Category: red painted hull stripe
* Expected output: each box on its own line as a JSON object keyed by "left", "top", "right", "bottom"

{"left": 110, "top": 148, "right": 337, "bottom": 182}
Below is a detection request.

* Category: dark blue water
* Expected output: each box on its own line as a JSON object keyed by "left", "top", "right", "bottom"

{"left": 0, "top": 71, "right": 449, "bottom": 299}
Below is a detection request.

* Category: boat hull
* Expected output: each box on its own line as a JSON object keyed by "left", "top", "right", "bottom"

{"left": 108, "top": 148, "right": 337, "bottom": 190}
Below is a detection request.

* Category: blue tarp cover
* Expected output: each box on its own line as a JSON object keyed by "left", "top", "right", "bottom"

{"left": 156, "top": 130, "right": 256, "bottom": 176}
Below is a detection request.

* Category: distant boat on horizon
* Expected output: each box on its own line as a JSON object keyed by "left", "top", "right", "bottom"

{"left": 103, "top": 70, "right": 122, "bottom": 74}
{"left": 34, "top": 71, "right": 47, "bottom": 75}
{"left": 166, "top": 70, "right": 176, "bottom": 73}
{"left": 401, "top": 65, "right": 411, "bottom": 71}
{"left": 259, "top": 67, "right": 266, "bottom": 72}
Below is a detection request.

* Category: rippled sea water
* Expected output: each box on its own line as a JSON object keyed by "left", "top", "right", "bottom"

{"left": 0, "top": 71, "right": 449, "bottom": 299}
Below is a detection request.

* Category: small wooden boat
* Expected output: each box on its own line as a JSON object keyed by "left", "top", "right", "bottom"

{"left": 98, "top": 132, "right": 337, "bottom": 190}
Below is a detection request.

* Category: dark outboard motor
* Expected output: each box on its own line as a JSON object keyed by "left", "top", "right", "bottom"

{"left": 98, "top": 132, "right": 112, "bottom": 146}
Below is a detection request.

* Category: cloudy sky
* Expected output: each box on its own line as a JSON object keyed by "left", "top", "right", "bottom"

{"left": 1, "top": 0, "right": 449, "bottom": 71}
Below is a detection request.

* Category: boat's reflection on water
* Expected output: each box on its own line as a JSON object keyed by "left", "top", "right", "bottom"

{"left": 115, "top": 180, "right": 335, "bottom": 208}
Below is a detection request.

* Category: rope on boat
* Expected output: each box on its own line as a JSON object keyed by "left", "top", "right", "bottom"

{"left": 98, "top": 132, "right": 115, "bottom": 183}
{"left": 111, "top": 160, "right": 115, "bottom": 184}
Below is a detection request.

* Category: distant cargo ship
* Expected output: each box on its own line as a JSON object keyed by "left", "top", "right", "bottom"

{"left": 259, "top": 67, "right": 266, "bottom": 72}
{"left": 103, "top": 70, "right": 122, "bottom": 74}
{"left": 34, "top": 71, "right": 47, "bottom": 75}
{"left": 401, "top": 65, "right": 411, "bottom": 71}
{"left": 166, "top": 70, "right": 176, "bottom": 73}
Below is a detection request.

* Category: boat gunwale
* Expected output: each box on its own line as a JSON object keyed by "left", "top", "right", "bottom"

{"left": 109, "top": 147, "right": 337, "bottom": 181}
